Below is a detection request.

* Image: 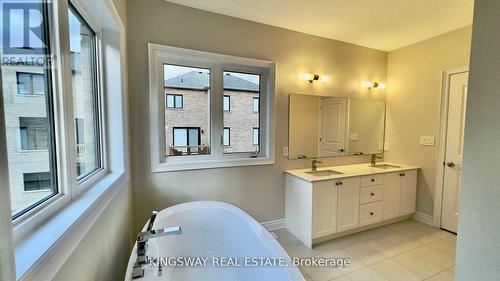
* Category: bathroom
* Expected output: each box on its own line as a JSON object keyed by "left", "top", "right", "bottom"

{"left": 0, "top": 0, "right": 499, "bottom": 280}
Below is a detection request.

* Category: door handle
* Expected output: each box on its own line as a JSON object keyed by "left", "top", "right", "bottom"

{"left": 337, "top": 148, "right": 345, "bottom": 152}
{"left": 447, "top": 162, "right": 456, "bottom": 168}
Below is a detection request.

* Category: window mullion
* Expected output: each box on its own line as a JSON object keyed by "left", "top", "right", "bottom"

{"left": 210, "top": 65, "right": 224, "bottom": 158}
{"left": 54, "top": 0, "right": 78, "bottom": 199}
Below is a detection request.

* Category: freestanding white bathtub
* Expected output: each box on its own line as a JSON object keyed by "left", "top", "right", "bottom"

{"left": 125, "top": 201, "right": 305, "bottom": 281}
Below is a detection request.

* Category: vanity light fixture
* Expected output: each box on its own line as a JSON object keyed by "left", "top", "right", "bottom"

{"left": 361, "top": 81, "right": 386, "bottom": 89}
{"left": 300, "top": 73, "right": 329, "bottom": 83}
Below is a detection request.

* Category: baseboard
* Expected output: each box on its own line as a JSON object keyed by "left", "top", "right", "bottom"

{"left": 261, "top": 219, "right": 286, "bottom": 231}
{"left": 412, "top": 211, "right": 434, "bottom": 226}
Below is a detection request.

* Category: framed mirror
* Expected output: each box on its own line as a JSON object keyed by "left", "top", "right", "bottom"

{"left": 288, "top": 93, "right": 386, "bottom": 159}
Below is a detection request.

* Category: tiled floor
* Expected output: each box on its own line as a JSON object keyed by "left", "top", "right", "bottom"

{"left": 273, "top": 219, "right": 456, "bottom": 281}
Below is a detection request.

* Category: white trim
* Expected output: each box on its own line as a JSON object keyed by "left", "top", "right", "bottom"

{"left": 149, "top": 44, "right": 276, "bottom": 172}
{"left": 433, "top": 66, "right": 469, "bottom": 228}
{"left": 412, "top": 211, "right": 434, "bottom": 226}
{"left": 17, "top": 173, "right": 128, "bottom": 281}
{"left": 261, "top": 219, "right": 286, "bottom": 231}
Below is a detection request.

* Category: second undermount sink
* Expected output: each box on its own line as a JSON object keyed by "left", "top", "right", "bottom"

{"left": 305, "top": 170, "right": 343, "bottom": 177}
{"left": 370, "top": 164, "right": 401, "bottom": 169}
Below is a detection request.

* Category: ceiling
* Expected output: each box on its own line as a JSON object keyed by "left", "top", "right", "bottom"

{"left": 164, "top": 0, "right": 474, "bottom": 51}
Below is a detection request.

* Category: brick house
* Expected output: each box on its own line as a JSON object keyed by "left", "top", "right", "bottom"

{"left": 164, "top": 71, "right": 260, "bottom": 156}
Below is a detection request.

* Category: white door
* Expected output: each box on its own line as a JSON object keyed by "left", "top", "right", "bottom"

{"left": 441, "top": 71, "right": 469, "bottom": 233}
{"left": 319, "top": 98, "right": 347, "bottom": 156}
{"left": 312, "top": 181, "right": 337, "bottom": 238}
{"left": 336, "top": 177, "right": 360, "bottom": 232}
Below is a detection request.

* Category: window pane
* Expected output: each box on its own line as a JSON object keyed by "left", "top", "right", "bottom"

{"left": 69, "top": 5, "right": 101, "bottom": 179}
{"left": 175, "top": 95, "right": 183, "bottom": 108}
{"left": 253, "top": 128, "right": 259, "bottom": 145}
{"left": 223, "top": 128, "right": 230, "bottom": 146}
{"left": 166, "top": 94, "right": 175, "bottom": 108}
{"left": 1, "top": 0, "right": 58, "bottom": 218}
{"left": 165, "top": 64, "right": 210, "bottom": 156}
{"left": 223, "top": 71, "right": 260, "bottom": 153}
{"left": 223, "top": 95, "right": 230, "bottom": 111}
{"left": 253, "top": 97, "right": 259, "bottom": 113}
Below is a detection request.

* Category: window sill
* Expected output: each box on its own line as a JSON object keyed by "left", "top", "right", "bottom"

{"left": 14, "top": 171, "right": 128, "bottom": 281}
{"left": 152, "top": 156, "right": 275, "bottom": 172}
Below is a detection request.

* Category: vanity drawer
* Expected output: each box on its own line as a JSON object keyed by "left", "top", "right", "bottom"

{"left": 360, "top": 174, "right": 384, "bottom": 187}
{"left": 360, "top": 185, "right": 383, "bottom": 204}
{"left": 359, "top": 201, "right": 382, "bottom": 226}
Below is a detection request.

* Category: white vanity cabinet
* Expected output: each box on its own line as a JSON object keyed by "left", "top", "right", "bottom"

{"left": 285, "top": 163, "right": 418, "bottom": 249}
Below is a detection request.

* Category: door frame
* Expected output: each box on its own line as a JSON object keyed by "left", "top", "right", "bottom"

{"left": 432, "top": 66, "right": 469, "bottom": 228}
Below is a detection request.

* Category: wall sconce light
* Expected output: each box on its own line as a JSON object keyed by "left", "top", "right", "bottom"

{"left": 361, "top": 81, "right": 385, "bottom": 89}
{"left": 300, "top": 73, "right": 329, "bottom": 83}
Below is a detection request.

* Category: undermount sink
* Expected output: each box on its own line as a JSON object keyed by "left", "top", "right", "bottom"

{"left": 370, "top": 164, "right": 401, "bottom": 169}
{"left": 305, "top": 170, "right": 343, "bottom": 177}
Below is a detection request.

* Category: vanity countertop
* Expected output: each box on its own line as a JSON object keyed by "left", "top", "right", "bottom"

{"left": 285, "top": 162, "right": 419, "bottom": 182}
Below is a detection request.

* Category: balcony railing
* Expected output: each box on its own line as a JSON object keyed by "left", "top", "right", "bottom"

{"left": 169, "top": 144, "right": 209, "bottom": 156}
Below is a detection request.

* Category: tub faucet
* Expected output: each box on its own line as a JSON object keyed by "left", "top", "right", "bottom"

{"left": 370, "top": 154, "right": 383, "bottom": 166}
{"left": 311, "top": 159, "right": 322, "bottom": 171}
{"left": 132, "top": 211, "right": 182, "bottom": 279}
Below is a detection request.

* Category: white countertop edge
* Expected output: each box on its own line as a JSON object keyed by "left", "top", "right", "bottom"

{"left": 284, "top": 162, "right": 419, "bottom": 182}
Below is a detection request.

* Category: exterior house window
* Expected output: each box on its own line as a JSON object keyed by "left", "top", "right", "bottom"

{"left": 16, "top": 72, "right": 45, "bottom": 95}
{"left": 223, "top": 127, "right": 230, "bottom": 146}
{"left": 23, "top": 172, "right": 52, "bottom": 191}
{"left": 166, "top": 94, "right": 183, "bottom": 108}
{"left": 253, "top": 97, "right": 259, "bottom": 113}
{"left": 150, "top": 44, "right": 275, "bottom": 171}
{"left": 172, "top": 127, "right": 202, "bottom": 154}
{"left": 19, "top": 117, "right": 49, "bottom": 151}
{"left": 253, "top": 127, "right": 260, "bottom": 145}
{"left": 223, "top": 95, "right": 230, "bottom": 111}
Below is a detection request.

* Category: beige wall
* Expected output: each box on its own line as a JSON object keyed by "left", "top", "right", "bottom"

{"left": 289, "top": 94, "right": 319, "bottom": 158}
{"left": 456, "top": 1, "right": 500, "bottom": 279}
{"left": 127, "top": 0, "right": 387, "bottom": 232}
{"left": 348, "top": 99, "right": 385, "bottom": 155}
{"left": 53, "top": 185, "right": 133, "bottom": 281}
{"left": 385, "top": 26, "right": 472, "bottom": 216}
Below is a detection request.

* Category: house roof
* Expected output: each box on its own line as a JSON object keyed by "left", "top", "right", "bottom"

{"left": 165, "top": 71, "right": 259, "bottom": 92}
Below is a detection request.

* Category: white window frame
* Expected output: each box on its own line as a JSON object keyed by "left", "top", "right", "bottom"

{"left": 9, "top": 0, "right": 108, "bottom": 240}
{"left": 149, "top": 44, "right": 275, "bottom": 172}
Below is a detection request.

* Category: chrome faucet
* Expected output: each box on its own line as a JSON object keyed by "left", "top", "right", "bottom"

{"left": 370, "top": 154, "right": 383, "bottom": 166}
{"left": 311, "top": 159, "right": 322, "bottom": 171}
{"left": 132, "top": 211, "right": 182, "bottom": 279}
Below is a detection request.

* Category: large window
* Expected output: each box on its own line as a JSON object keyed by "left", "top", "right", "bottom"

{"left": 164, "top": 64, "right": 210, "bottom": 156}
{"left": 0, "top": 0, "right": 106, "bottom": 220}
{"left": 149, "top": 44, "right": 275, "bottom": 171}
{"left": 1, "top": 0, "right": 58, "bottom": 218}
{"left": 17, "top": 72, "right": 45, "bottom": 95}
{"left": 223, "top": 71, "right": 261, "bottom": 154}
{"left": 68, "top": 4, "right": 102, "bottom": 179}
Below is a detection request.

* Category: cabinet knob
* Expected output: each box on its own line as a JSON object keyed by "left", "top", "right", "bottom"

{"left": 370, "top": 212, "right": 374, "bottom": 216}
{"left": 371, "top": 192, "right": 375, "bottom": 196}
{"left": 400, "top": 173, "right": 406, "bottom": 177}
{"left": 371, "top": 178, "right": 375, "bottom": 182}
{"left": 339, "top": 182, "right": 343, "bottom": 185}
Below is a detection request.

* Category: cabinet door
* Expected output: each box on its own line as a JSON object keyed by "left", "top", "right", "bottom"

{"left": 337, "top": 177, "right": 360, "bottom": 232}
{"left": 382, "top": 172, "right": 401, "bottom": 219}
{"left": 399, "top": 170, "right": 417, "bottom": 215}
{"left": 312, "top": 181, "right": 337, "bottom": 238}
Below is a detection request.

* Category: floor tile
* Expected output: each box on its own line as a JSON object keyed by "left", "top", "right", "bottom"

{"left": 370, "top": 259, "right": 421, "bottom": 281}
{"left": 346, "top": 267, "right": 389, "bottom": 281}
{"left": 424, "top": 270, "right": 454, "bottom": 281}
